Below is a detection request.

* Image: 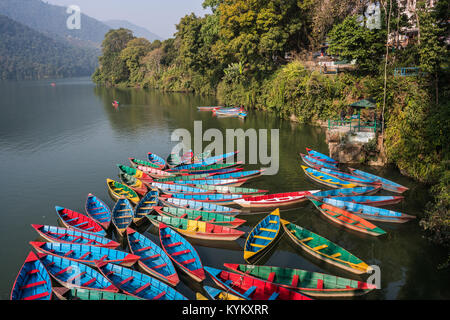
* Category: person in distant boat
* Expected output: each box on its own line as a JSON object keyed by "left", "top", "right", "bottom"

{"left": 340, "top": 109, "right": 346, "bottom": 125}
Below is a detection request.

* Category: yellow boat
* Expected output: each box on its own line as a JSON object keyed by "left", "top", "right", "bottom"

{"left": 301, "top": 165, "right": 358, "bottom": 189}
{"left": 201, "top": 286, "right": 245, "bottom": 300}
{"left": 106, "top": 179, "right": 140, "bottom": 205}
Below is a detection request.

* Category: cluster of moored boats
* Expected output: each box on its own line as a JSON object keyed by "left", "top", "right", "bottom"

{"left": 197, "top": 106, "right": 247, "bottom": 118}
{"left": 11, "top": 147, "right": 412, "bottom": 300}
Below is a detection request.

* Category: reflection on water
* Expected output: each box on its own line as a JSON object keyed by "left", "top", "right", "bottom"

{"left": 0, "top": 77, "right": 448, "bottom": 300}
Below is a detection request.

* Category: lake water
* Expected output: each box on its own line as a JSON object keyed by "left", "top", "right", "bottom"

{"left": 0, "top": 77, "right": 448, "bottom": 300}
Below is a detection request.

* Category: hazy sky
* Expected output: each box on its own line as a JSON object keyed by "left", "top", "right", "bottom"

{"left": 45, "top": 0, "right": 210, "bottom": 39}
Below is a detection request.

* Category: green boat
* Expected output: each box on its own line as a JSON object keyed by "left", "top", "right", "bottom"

{"left": 53, "top": 287, "right": 142, "bottom": 300}
{"left": 193, "top": 185, "right": 268, "bottom": 195}
{"left": 129, "top": 157, "right": 162, "bottom": 170}
{"left": 281, "top": 219, "right": 371, "bottom": 275}
{"left": 224, "top": 264, "right": 376, "bottom": 298}
{"left": 154, "top": 206, "right": 246, "bottom": 228}
{"left": 170, "top": 163, "right": 242, "bottom": 174}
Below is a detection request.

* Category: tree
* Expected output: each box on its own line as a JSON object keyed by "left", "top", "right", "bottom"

{"left": 120, "top": 38, "right": 152, "bottom": 84}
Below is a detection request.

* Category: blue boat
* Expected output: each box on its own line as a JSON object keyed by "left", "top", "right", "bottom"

{"left": 300, "top": 153, "right": 338, "bottom": 170}
{"left": 330, "top": 195, "right": 404, "bottom": 206}
{"left": 159, "top": 197, "right": 241, "bottom": 215}
{"left": 30, "top": 242, "right": 140, "bottom": 267}
{"left": 348, "top": 168, "right": 409, "bottom": 194}
{"left": 85, "top": 193, "right": 112, "bottom": 229}
{"left": 111, "top": 198, "right": 135, "bottom": 236}
{"left": 151, "top": 182, "right": 211, "bottom": 194}
{"left": 310, "top": 186, "right": 381, "bottom": 199}
{"left": 169, "top": 193, "right": 243, "bottom": 205}
{"left": 96, "top": 262, "right": 187, "bottom": 300}
{"left": 171, "top": 178, "right": 246, "bottom": 187}
{"left": 193, "top": 151, "right": 239, "bottom": 167}
{"left": 301, "top": 166, "right": 359, "bottom": 189}
{"left": 10, "top": 251, "right": 52, "bottom": 300}
{"left": 147, "top": 152, "right": 166, "bottom": 169}
{"left": 306, "top": 148, "right": 338, "bottom": 164}
{"left": 206, "top": 170, "right": 263, "bottom": 181}
{"left": 159, "top": 222, "right": 206, "bottom": 282}
{"left": 244, "top": 208, "right": 281, "bottom": 262}
{"left": 167, "top": 162, "right": 242, "bottom": 173}
{"left": 202, "top": 286, "right": 244, "bottom": 300}
{"left": 322, "top": 198, "right": 415, "bottom": 223}
{"left": 126, "top": 228, "right": 179, "bottom": 286}
{"left": 37, "top": 253, "right": 118, "bottom": 292}
{"left": 134, "top": 189, "right": 159, "bottom": 223}
{"left": 314, "top": 167, "right": 378, "bottom": 186}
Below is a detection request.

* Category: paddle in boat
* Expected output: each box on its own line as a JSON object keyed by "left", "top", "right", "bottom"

{"left": 30, "top": 241, "right": 140, "bottom": 267}
{"left": 111, "top": 197, "right": 135, "bottom": 236}
{"left": 126, "top": 228, "right": 180, "bottom": 286}
{"left": 10, "top": 251, "right": 52, "bottom": 300}
{"left": 119, "top": 172, "right": 148, "bottom": 196}
{"left": 147, "top": 215, "right": 244, "bottom": 241}
{"left": 308, "top": 198, "right": 386, "bottom": 237}
{"left": 147, "top": 153, "right": 167, "bottom": 169}
{"left": 305, "top": 148, "right": 339, "bottom": 165}
{"left": 85, "top": 193, "right": 112, "bottom": 229}
{"left": 194, "top": 185, "right": 268, "bottom": 195}
{"left": 322, "top": 198, "right": 415, "bottom": 223}
{"left": 204, "top": 266, "right": 312, "bottom": 300}
{"left": 200, "top": 286, "right": 244, "bottom": 300}
{"left": 55, "top": 206, "right": 106, "bottom": 237}
{"left": 310, "top": 186, "right": 381, "bottom": 200}
{"left": 37, "top": 252, "right": 118, "bottom": 292}
{"left": 134, "top": 188, "right": 159, "bottom": 224}
{"left": 151, "top": 182, "right": 213, "bottom": 195}
{"left": 154, "top": 206, "right": 246, "bottom": 228}
{"left": 348, "top": 168, "right": 409, "bottom": 194}
{"left": 281, "top": 219, "right": 372, "bottom": 274}
{"left": 168, "top": 193, "right": 244, "bottom": 205}
{"left": 244, "top": 208, "right": 281, "bottom": 263}
{"left": 312, "top": 167, "right": 379, "bottom": 186}
{"left": 329, "top": 195, "right": 404, "bottom": 206}
{"left": 106, "top": 179, "right": 140, "bottom": 205}
{"left": 301, "top": 166, "right": 358, "bottom": 189}
{"left": 300, "top": 153, "right": 338, "bottom": 170}
{"left": 52, "top": 287, "right": 142, "bottom": 300}
{"left": 159, "top": 197, "right": 241, "bottom": 215}
{"left": 158, "top": 222, "right": 206, "bottom": 282}
{"left": 31, "top": 224, "right": 119, "bottom": 248}
{"left": 117, "top": 164, "right": 155, "bottom": 184}
{"left": 95, "top": 261, "right": 187, "bottom": 300}
{"left": 224, "top": 263, "right": 376, "bottom": 298}
{"left": 234, "top": 190, "right": 320, "bottom": 208}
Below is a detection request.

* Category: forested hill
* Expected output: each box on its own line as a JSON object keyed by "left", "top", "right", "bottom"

{"left": 0, "top": 14, "right": 98, "bottom": 80}
{"left": 104, "top": 20, "right": 163, "bottom": 42}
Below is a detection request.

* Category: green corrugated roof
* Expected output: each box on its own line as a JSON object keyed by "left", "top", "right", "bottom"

{"left": 349, "top": 99, "right": 376, "bottom": 109}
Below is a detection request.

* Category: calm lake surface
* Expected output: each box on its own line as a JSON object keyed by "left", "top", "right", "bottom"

{"left": 0, "top": 77, "right": 448, "bottom": 300}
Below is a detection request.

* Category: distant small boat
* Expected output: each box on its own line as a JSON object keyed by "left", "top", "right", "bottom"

{"left": 194, "top": 185, "right": 268, "bottom": 195}
{"left": 305, "top": 148, "right": 338, "bottom": 165}
{"left": 126, "top": 228, "right": 179, "bottom": 286}
{"left": 244, "top": 208, "right": 281, "bottom": 262}
{"left": 348, "top": 168, "right": 409, "bottom": 194}
{"left": 197, "top": 106, "right": 222, "bottom": 111}
{"left": 111, "top": 198, "right": 135, "bottom": 236}
{"left": 158, "top": 222, "right": 206, "bottom": 282}
{"left": 117, "top": 164, "right": 155, "bottom": 184}
{"left": 147, "top": 215, "right": 245, "bottom": 241}
{"left": 95, "top": 261, "right": 187, "bottom": 300}
{"left": 300, "top": 153, "right": 338, "bottom": 170}
{"left": 234, "top": 190, "right": 320, "bottom": 208}
{"left": 301, "top": 166, "right": 358, "bottom": 189}
{"left": 55, "top": 206, "right": 106, "bottom": 237}
{"left": 119, "top": 172, "right": 148, "bottom": 196}
{"left": 31, "top": 224, "right": 119, "bottom": 248}
{"left": 169, "top": 193, "right": 244, "bottom": 205}
{"left": 52, "top": 287, "right": 142, "bottom": 300}
{"left": 329, "top": 195, "right": 404, "bottom": 206}
{"left": 147, "top": 153, "right": 166, "bottom": 169}
{"left": 201, "top": 286, "right": 244, "bottom": 300}
{"left": 310, "top": 186, "right": 381, "bottom": 199}
{"left": 309, "top": 199, "right": 386, "bottom": 237}
{"left": 134, "top": 189, "right": 159, "bottom": 224}
{"left": 10, "top": 251, "right": 52, "bottom": 300}
{"left": 204, "top": 266, "right": 312, "bottom": 300}
{"left": 106, "top": 179, "right": 140, "bottom": 205}
{"left": 85, "top": 193, "right": 112, "bottom": 229}
{"left": 322, "top": 198, "right": 414, "bottom": 223}
{"left": 159, "top": 197, "right": 241, "bottom": 215}
{"left": 154, "top": 206, "right": 246, "bottom": 228}
{"left": 281, "top": 219, "right": 372, "bottom": 274}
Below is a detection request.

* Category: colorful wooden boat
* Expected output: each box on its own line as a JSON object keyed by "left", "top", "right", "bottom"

{"left": 158, "top": 222, "right": 206, "bottom": 282}
{"left": 348, "top": 168, "right": 409, "bottom": 194}
{"left": 117, "top": 164, "right": 155, "bottom": 184}
{"left": 244, "top": 209, "right": 281, "bottom": 262}
{"left": 147, "top": 153, "right": 167, "bottom": 169}
{"left": 167, "top": 150, "right": 194, "bottom": 167}
{"left": 169, "top": 178, "right": 248, "bottom": 187}
{"left": 119, "top": 172, "right": 148, "bottom": 196}
{"left": 30, "top": 242, "right": 140, "bottom": 267}
{"left": 234, "top": 190, "right": 320, "bottom": 208}
{"left": 194, "top": 185, "right": 268, "bottom": 195}
{"left": 10, "top": 251, "right": 52, "bottom": 300}
{"left": 134, "top": 189, "right": 159, "bottom": 223}
{"left": 111, "top": 198, "right": 135, "bottom": 236}
{"left": 305, "top": 148, "right": 338, "bottom": 165}
{"left": 167, "top": 162, "right": 242, "bottom": 173}
{"left": 197, "top": 106, "right": 221, "bottom": 111}
{"left": 204, "top": 266, "right": 312, "bottom": 300}
{"left": 31, "top": 224, "right": 119, "bottom": 248}
{"left": 194, "top": 151, "right": 239, "bottom": 167}
{"left": 310, "top": 186, "right": 381, "bottom": 199}
{"left": 85, "top": 193, "right": 112, "bottom": 229}
{"left": 300, "top": 153, "right": 338, "bottom": 170}
{"left": 147, "top": 215, "right": 245, "bottom": 241}
{"left": 169, "top": 193, "right": 244, "bottom": 205}
{"left": 126, "top": 228, "right": 179, "bottom": 286}
{"left": 129, "top": 157, "right": 162, "bottom": 170}
{"left": 207, "top": 170, "right": 263, "bottom": 181}
{"left": 192, "top": 150, "right": 213, "bottom": 162}
{"left": 281, "top": 220, "right": 371, "bottom": 274}
{"left": 106, "top": 179, "right": 140, "bottom": 205}
{"left": 154, "top": 206, "right": 246, "bottom": 228}
{"left": 159, "top": 197, "right": 241, "bottom": 215}
{"left": 309, "top": 199, "right": 386, "bottom": 236}
{"left": 224, "top": 263, "right": 376, "bottom": 297}
{"left": 96, "top": 261, "right": 187, "bottom": 300}
{"left": 313, "top": 167, "right": 378, "bottom": 186}
{"left": 202, "top": 286, "right": 244, "bottom": 300}
{"left": 301, "top": 166, "right": 358, "bottom": 189}
{"left": 52, "top": 287, "right": 142, "bottom": 300}
{"left": 37, "top": 253, "right": 118, "bottom": 292}
{"left": 156, "top": 172, "right": 212, "bottom": 182}
{"left": 55, "top": 206, "right": 106, "bottom": 237}
{"left": 151, "top": 182, "right": 213, "bottom": 195}
{"left": 322, "top": 198, "right": 414, "bottom": 223}
{"left": 330, "top": 195, "right": 404, "bottom": 206}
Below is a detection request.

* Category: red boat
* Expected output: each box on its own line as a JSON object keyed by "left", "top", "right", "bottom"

{"left": 55, "top": 206, "right": 107, "bottom": 237}
{"left": 234, "top": 190, "right": 321, "bottom": 208}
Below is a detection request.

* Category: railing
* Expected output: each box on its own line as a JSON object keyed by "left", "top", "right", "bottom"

{"left": 394, "top": 67, "right": 419, "bottom": 77}
{"left": 328, "top": 119, "right": 378, "bottom": 133}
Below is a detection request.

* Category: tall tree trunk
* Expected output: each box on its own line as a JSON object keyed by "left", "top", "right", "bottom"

{"left": 382, "top": 0, "right": 393, "bottom": 136}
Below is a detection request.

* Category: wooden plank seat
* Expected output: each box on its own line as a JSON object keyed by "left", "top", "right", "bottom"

{"left": 259, "top": 228, "right": 277, "bottom": 233}
{"left": 167, "top": 242, "right": 182, "bottom": 248}
{"left": 82, "top": 278, "right": 97, "bottom": 287}
{"left": 134, "top": 283, "right": 151, "bottom": 294}
{"left": 268, "top": 291, "right": 279, "bottom": 300}
{"left": 23, "top": 292, "right": 50, "bottom": 300}
{"left": 243, "top": 286, "right": 257, "bottom": 298}
{"left": 19, "top": 280, "right": 47, "bottom": 290}
{"left": 250, "top": 243, "right": 265, "bottom": 248}
{"left": 254, "top": 235, "right": 273, "bottom": 241}
{"left": 180, "top": 258, "right": 196, "bottom": 265}
{"left": 152, "top": 263, "right": 167, "bottom": 269}
{"left": 140, "top": 254, "right": 161, "bottom": 261}
{"left": 67, "top": 272, "right": 87, "bottom": 283}
{"left": 117, "top": 276, "right": 134, "bottom": 287}
{"left": 171, "top": 250, "right": 190, "bottom": 257}
{"left": 135, "top": 246, "right": 152, "bottom": 253}
{"left": 152, "top": 291, "right": 166, "bottom": 300}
